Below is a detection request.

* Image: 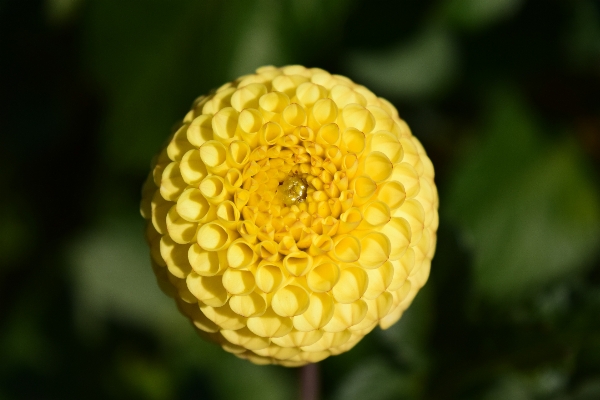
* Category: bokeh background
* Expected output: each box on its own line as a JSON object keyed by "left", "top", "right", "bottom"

{"left": 2, "top": 0, "right": 600, "bottom": 399}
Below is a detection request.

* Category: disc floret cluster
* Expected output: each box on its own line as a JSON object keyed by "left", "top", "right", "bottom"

{"left": 141, "top": 65, "right": 438, "bottom": 366}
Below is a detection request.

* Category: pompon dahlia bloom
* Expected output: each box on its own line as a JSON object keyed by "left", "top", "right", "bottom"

{"left": 140, "top": 65, "right": 438, "bottom": 367}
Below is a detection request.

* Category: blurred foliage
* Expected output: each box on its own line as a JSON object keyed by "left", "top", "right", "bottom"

{"left": 1, "top": 0, "right": 600, "bottom": 399}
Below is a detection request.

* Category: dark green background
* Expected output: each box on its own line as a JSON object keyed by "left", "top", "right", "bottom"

{"left": 2, "top": 0, "right": 600, "bottom": 399}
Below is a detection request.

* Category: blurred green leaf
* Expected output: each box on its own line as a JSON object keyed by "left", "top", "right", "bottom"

{"left": 118, "top": 356, "right": 173, "bottom": 400}
{"left": 68, "top": 217, "right": 190, "bottom": 340}
{"left": 228, "top": 0, "right": 286, "bottom": 78}
{"left": 574, "top": 380, "right": 600, "bottom": 400}
{"left": 482, "top": 368, "right": 567, "bottom": 400}
{"left": 446, "top": 88, "right": 600, "bottom": 301}
{"left": 332, "top": 358, "right": 411, "bottom": 400}
{"left": 378, "top": 284, "right": 433, "bottom": 373}
{"left": 45, "top": 0, "right": 82, "bottom": 24}
{"left": 0, "top": 303, "right": 53, "bottom": 371}
{"left": 212, "top": 359, "right": 294, "bottom": 400}
{"left": 566, "top": 0, "right": 600, "bottom": 68}
{"left": 483, "top": 375, "right": 531, "bottom": 400}
{"left": 443, "top": 0, "right": 523, "bottom": 31}
{"left": 347, "top": 25, "right": 459, "bottom": 99}
{"left": 0, "top": 206, "right": 32, "bottom": 269}
{"left": 82, "top": 0, "right": 257, "bottom": 172}
{"left": 68, "top": 218, "right": 296, "bottom": 399}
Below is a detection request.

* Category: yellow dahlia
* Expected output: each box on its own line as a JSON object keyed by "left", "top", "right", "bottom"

{"left": 140, "top": 65, "right": 438, "bottom": 367}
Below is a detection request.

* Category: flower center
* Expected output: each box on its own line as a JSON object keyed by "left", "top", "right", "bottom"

{"left": 279, "top": 175, "right": 308, "bottom": 206}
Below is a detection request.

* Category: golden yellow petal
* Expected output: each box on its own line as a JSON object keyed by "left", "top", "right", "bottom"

{"left": 166, "top": 205, "right": 197, "bottom": 244}
{"left": 230, "top": 83, "right": 268, "bottom": 112}
{"left": 271, "top": 329, "right": 324, "bottom": 348}
{"left": 200, "top": 140, "right": 229, "bottom": 176}
{"left": 293, "top": 292, "right": 334, "bottom": 331}
{"left": 187, "top": 114, "right": 213, "bottom": 147}
{"left": 167, "top": 124, "right": 194, "bottom": 161}
{"left": 180, "top": 149, "right": 208, "bottom": 185}
{"left": 322, "top": 300, "right": 368, "bottom": 332}
{"left": 358, "top": 232, "right": 391, "bottom": 269}
{"left": 200, "top": 302, "right": 246, "bottom": 331}
{"left": 160, "top": 162, "right": 187, "bottom": 201}
{"left": 188, "top": 243, "right": 223, "bottom": 276}
{"left": 197, "top": 222, "right": 236, "bottom": 251}
{"left": 272, "top": 284, "right": 310, "bottom": 317}
{"left": 159, "top": 235, "right": 192, "bottom": 279}
{"left": 187, "top": 272, "right": 229, "bottom": 307}
{"left": 332, "top": 267, "right": 368, "bottom": 303}
{"left": 247, "top": 308, "right": 293, "bottom": 338}
{"left": 229, "top": 291, "right": 267, "bottom": 318}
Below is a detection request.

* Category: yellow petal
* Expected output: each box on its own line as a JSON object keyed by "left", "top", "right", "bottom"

{"left": 222, "top": 268, "right": 256, "bottom": 295}
{"left": 160, "top": 236, "right": 192, "bottom": 278}
{"left": 230, "top": 83, "right": 268, "bottom": 111}
{"left": 322, "top": 300, "right": 368, "bottom": 332}
{"left": 363, "top": 261, "right": 394, "bottom": 300}
{"left": 330, "top": 235, "right": 361, "bottom": 263}
{"left": 381, "top": 217, "right": 411, "bottom": 261}
{"left": 332, "top": 267, "right": 368, "bottom": 303}
{"left": 226, "top": 239, "right": 257, "bottom": 269}
{"left": 160, "top": 162, "right": 187, "bottom": 201}
{"left": 200, "top": 140, "right": 229, "bottom": 176}
{"left": 271, "top": 329, "right": 324, "bottom": 348}
{"left": 167, "top": 124, "right": 194, "bottom": 161}
{"left": 176, "top": 188, "right": 211, "bottom": 222}
{"left": 255, "top": 261, "right": 285, "bottom": 293}
{"left": 188, "top": 243, "right": 223, "bottom": 276}
{"left": 272, "top": 285, "right": 310, "bottom": 317}
{"left": 367, "top": 131, "right": 403, "bottom": 163}
{"left": 220, "top": 327, "right": 270, "bottom": 350}
{"left": 229, "top": 292, "right": 267, "bottom": 318}
{"left": 310, "top": 98, "right": 338, "bottom": 127}
{"left": 166, "top": 205, "right": 197, "bottom": 244}
{"left": 283, "top": 252, "right": 314, "bottom": 276}
{"left": 293, "top": 292, "right": 334, "bottom": 331}
{"left": 307, "top": 261, "right": 340, "bottom": 292}
{"left": 180, "top": 149, "right": 208, "bottom": 185}
{"left": 247, "top": 308, "right": 293, "bottom": 338}
{"left": 358, "top": 232, "right": 391, "bottom": 269}
{"left": 341, "top": 103, "right": 374, "bottom": 133}
{"left": 187, "top": 114, "right": 213, "bottom": 147}
{"left": 187, "top": 272, "right": 229, "bottom": 307}
{"left": 200, "top": 302, "right": 246, "bottom": 331}
{"left": 197, "top": 222, "right": 236, "bottom": 251}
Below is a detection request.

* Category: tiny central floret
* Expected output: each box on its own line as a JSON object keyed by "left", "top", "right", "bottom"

{"left": 279, "top": 175, "right": 309, "bottom": 206}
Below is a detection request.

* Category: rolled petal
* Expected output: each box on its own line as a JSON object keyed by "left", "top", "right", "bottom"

{"left": 255, "top": 261, "right": 285, "bottom": 293}
{"left": 222, "top": 268, "right": 256, "bottom": 295}
{"left": 180, "top": 149, "right": 208, "bottom": 185}
{"left": 187, "top": 114, "right": 213, "bottom": 147}
{"left": 197, "top": 222, "right": 236, "bottom": 251}
{"left": 283, "top": 252, "right": 314, "bottom": 276}
{"left": 247, "top": 308, "right": 293, "bottom": 338}
{"left": 229, "top": 292, "right": 267, "bottom": 318}
{"left": 293, "top": 292, "right": 334, "bottom": 331}
{"left": 200, "top": 141, "right": 229, "bottom": 176}
{"left": 307, "top": 261, "right": 340, "bottom": 292}
{"left": 188, "top": 243, "right": 223, "bottom": 276}
{"left": 332, "top": 267, "right": 368, "bottom": 303}
{"left": 272, "top": 284, "right": 310, "bottom": 317}
{"left": 187, "top": 272, "right": 229, "bottom": 307}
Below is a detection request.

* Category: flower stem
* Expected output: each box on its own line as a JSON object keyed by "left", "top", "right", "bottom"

{"left": 299, "top": 363, "right": 319, "bottom": 400}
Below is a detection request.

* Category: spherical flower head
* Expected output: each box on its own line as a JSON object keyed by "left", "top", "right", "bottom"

{"left": 140, "top": 65, "right": 439, "bottom": 367}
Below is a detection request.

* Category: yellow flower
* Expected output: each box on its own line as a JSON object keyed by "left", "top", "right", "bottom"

{"left": 140, "top": 65, "right": 438, "bottom": 367}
